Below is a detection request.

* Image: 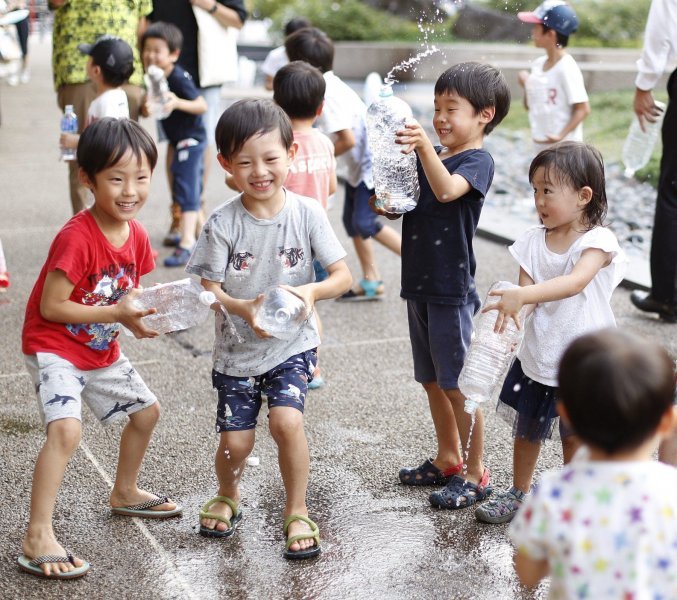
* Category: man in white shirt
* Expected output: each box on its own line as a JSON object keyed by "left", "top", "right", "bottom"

{"left": 629, "top": 0, "right": 677, "bottom": 327}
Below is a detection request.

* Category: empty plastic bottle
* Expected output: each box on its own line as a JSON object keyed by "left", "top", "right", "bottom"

{"left": 622, "top": 100, "right": 666, "bottom": 178}
{"left": 366, "top": 84, "right": 420, "bottom": 214}
{"left": 255, "top": 286, "right": 307, "bottom": 340}
{"left": 144, "top": 65, "right": 170, "bottom": 120}
{"left": 459, "top": 281, "right": 528, "bottom": 414}
{"left": 124, "top": 278, "right": 216, "bottom": 335}
{"left": 60, "top": 105, "right": 78, "bottom": 161}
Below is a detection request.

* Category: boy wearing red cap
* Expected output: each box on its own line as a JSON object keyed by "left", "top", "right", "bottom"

{"left": 517, "top": 1, "right": 590, "bottom": 150}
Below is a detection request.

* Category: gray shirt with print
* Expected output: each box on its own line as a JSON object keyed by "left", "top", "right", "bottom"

{"left": 186, "top": 190, "right": 346, "bottom": 377}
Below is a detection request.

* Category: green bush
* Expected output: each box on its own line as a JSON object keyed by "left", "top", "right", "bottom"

{"left": 476, "top": 0, "right": 651, "bottom": 47}
{"left": 248, "top": 0, "right": 446, "bottom": 42}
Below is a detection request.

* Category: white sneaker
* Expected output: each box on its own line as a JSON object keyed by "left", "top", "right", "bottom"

{"left": 7, "top": 73, "right": 19, "bottom": 86}
{"left": 19, "top": 70, "right": 30, "bottom": 84}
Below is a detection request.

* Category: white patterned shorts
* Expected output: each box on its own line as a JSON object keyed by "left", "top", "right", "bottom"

{"left": 24, "top": 352, "right": 157, "bottom": 427}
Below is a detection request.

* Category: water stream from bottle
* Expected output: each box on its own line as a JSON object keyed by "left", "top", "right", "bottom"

{"left": 383, "top": 10, "right": 447, "bottom": 85}
{"left": 462, "top": 408, "right": 477, "bottom": 478}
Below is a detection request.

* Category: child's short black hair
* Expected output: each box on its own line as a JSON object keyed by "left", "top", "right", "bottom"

{"left": 433, "top": 62, "right": 511, "bottom": 135}
{"left": 77, "top": 118, "right": 158, "bottom": 180}
{"left": 558, "top": 329, "right": 675, "bottom": 454}
{"left": 284, "top": 17, "right": 312, "bottom": 37}
{"left": 215, "top": 99, "right": 294, "bottom": 160}
{"left": 141, "top": 21, "right": 183, "bottom": 54}
{"left": 529, "top": 141, "right": 608, "bottom": 229}
{"left": 273, "top": 61, "right": 326, "bottom": 120}
{"left": 284, "top": 27, "right": 333, "bottom": 74}
{"left": 541, "top": 24, "right": 569, "bottom": 48}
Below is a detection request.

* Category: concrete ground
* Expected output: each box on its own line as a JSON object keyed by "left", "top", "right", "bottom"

{"left": 0, "top": 37, "right": 674, "bottom": 600}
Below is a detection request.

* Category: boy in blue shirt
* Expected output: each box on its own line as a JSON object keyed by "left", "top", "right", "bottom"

{"left": 372, "top": 62, "right": 511, "bottom": 509}
{"left": 140, "top": 21, "right": 208, "bottom": 267}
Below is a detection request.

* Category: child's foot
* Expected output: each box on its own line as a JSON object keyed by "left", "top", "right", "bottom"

{"left": 474, "top": 486, "right": 526, "bottom": 524}
{"left": 285, "top": 517, "right": 318, "bottom": 553}
{"left": 283, "top": 514, "right": 321, "bottom": 559}
{"left": 22, "top": 532, "right": 87, "bottom": 577}
{"left": 200, "top": 496, "right": 240, "bottom": 534}
{"left": 110, "top": 489, "right": 179, "bottom": 516}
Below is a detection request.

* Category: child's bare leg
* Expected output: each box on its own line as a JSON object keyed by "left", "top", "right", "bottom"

{"left": 110, "top": 403, "right": 176, "bottom": 512}
{"left": 561, "top": 434, "right": 581, "bottom": 464}
{"left": 179, "top": 210, "right": 198, "bottom": 250}
{"left": 512, "top": 437, "right": 541, "bottom": 493}
{"left": 269, "top": 406, "right": 315, "bottom": 552}
{"left": 373, "top": 225, "right": 401, "bottom": 256}
{"left": 200, "top": 429, "right": 254, "bottom": 532}
{"left": 423, "top": 382, "right": 463, "bottom": 469}
{"left": 22, "top": 418, "right": 86, "bottom": 576}
{"left": 352, "top": 236, "right": 380, "bottom": 282}
{"left": 445, "top": 388, "right": 486, "bottom": 483}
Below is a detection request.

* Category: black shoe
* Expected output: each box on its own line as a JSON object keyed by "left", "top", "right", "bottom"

{"left": 630, "top": 291, "right": 677, "bottom": 323}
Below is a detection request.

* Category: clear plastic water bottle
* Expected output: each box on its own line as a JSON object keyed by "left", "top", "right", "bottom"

{"left": 255, "top": 286, "right": 307, "bottom": 340}
{"left": 60, "top": 105, "right": 78, "bottom": 161}
{"left": 622, "top": 100, "right": 666, "bottom": 178}
{"left": 144, "top": 65, "right": 170, "bottom": 120}
{"left": 459, "top": 281, "right": 528, "bottom": 414}
{"left": 366, "top": 84, "right": 420, "bottom": 214}
{"left": 124, "top": 278, "right": 216, "bottom": 335}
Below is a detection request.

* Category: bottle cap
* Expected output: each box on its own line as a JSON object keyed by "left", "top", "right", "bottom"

{"left": 199, "top": 291, "right": 217, "bottom": 306}
{"left": 464, "top": 398, "right": 480, "bottom": 415}
{"left": 379, "top": 84, "right": 394, "bottom": 98}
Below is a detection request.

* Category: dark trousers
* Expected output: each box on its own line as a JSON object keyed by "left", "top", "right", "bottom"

{"left": 651, "top": 68, "right": 677, "bottom": 305}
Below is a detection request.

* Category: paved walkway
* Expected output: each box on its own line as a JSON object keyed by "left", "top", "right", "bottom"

{"left": 0, "top": 36, "right": 674, "bottom": 600}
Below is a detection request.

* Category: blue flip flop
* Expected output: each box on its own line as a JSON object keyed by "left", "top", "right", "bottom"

{"left": 111, "top": 494, "right": 183, "bottom": 518}
{"left": 17, "top": 552, "right": 90, "bottom": 579}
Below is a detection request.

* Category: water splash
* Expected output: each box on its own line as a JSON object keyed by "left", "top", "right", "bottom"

{"left": 384, "top": 8, "right": 446, "bottom": 85}
{"left": 462, "top": 409, "right": 477, "bottom": 476}
{"left": 384, "top": 45, "right": 440, "bottom": 86}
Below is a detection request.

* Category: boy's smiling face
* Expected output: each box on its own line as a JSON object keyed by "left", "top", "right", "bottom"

{"left": 433, "top": 92, "right": 493, "bottom": 154}
{"left": 218, "top": 129, "right": 296, "bottom": 216}
{"left": 141, "top": 37, "right": 178, "bottom": 75}
{"left": 80, "top": 150, "right": 152, "bottom": 227}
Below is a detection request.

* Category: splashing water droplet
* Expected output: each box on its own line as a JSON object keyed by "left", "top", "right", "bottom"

{"left": 513, "top": 383, "right": 521, "bottom": 392}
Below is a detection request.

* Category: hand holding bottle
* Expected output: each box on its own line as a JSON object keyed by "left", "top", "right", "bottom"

{"left": 633, "top": 89, "right": 664, "bottom": 131}
{"left": 482, "top": 286, "right": 528, "bottom": 333}
{"left": 115, "top": 289, "right": 160, "bottom": 339}
{"left": 395, "top": 119, "right": 426, "bottom": 155}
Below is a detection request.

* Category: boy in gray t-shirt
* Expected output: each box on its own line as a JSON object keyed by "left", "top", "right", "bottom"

{"left": 186, "top": 99, "right": 351, "bottom": 560}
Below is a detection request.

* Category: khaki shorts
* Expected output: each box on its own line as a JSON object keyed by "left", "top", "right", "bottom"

{"left": 24, "top": 352, "right": 157, "bottom": 427}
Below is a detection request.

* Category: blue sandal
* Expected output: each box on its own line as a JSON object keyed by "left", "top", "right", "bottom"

{"left": 399, "top": 458, "right": 463, "bottom": 486}
{"left": 336, "top": 279, "right": 383, "bottom": 302}
{"left": 429, "top": 468, "right": 492, "bottom": 509}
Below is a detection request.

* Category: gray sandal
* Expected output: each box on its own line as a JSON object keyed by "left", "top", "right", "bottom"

{"left": 475, "top": 486, "right": 526, "bottom": 524}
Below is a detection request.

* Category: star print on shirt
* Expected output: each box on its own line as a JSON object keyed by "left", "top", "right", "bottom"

{"left": 629, "top": 506, "right": 643, "bottom": 523}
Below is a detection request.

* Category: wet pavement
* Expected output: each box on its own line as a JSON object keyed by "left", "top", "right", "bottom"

{"left": 1, "top": 37, "right": 675, "bottom": 600}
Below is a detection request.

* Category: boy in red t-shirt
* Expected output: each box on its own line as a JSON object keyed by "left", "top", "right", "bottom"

{"left": 273, "top": 60, "right": 338, "bottom": 389}
{"left": 19, "top": 118, "right": 182, "bottom": 580}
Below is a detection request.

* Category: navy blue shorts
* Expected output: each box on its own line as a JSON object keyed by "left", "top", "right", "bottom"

{"left": 171, "top": 139, "right": 205, "bottom": 212}
{"left": 212, "top": 349, "right": 317, "bottom": 432}
{"left": 497, "top": 358, "right": 573, "bottom": 442}
{"left": 407, "top": 298, "right": 479, "bottom": 389}
{"left": 342, "top": 181, "right": 382, "bottom": 239}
